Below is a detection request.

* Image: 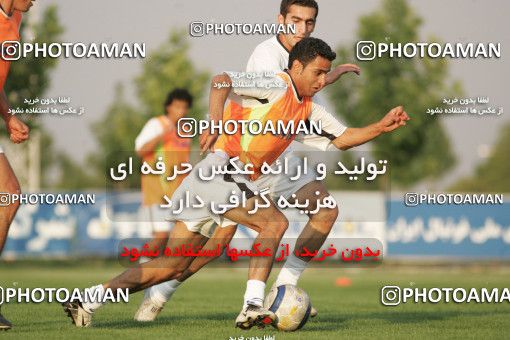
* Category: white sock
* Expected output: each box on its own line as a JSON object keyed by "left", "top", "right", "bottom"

{"left": 81, "top": 284, "right": 106, "bottom": 314}
{"left": 275, "top": 253, "right": 308, "bottom": 286}
{"left": 139, "top": 256, "right": 151, "bottom": 264}
{"left": 150, "top": 280, "right": 182, "bottom": 307}
{"left": 243, "top": 280, "right": 265, "bottom": 307}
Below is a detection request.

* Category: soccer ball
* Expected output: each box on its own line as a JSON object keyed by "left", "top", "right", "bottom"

{"left": 263, "top": 285, "right": 312, "bottom": 331}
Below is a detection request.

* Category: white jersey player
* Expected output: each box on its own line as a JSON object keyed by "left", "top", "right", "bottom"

{"left": 62, "top": 37, "right": 409, "bottom": 330}
{"left": 132, "top": 0, "right": 362, "bottom": 323}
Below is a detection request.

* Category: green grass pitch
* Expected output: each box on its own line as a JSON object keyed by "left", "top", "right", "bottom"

{"left": 0, "top": 261, "right": 509, "bottom": 339}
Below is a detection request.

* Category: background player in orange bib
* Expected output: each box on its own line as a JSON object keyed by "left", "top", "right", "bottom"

{"left": 134, "top": 89, "right": 194, "bottom": 258}
{"left": 0, "top": 0, "right": 35, "bottom": 331}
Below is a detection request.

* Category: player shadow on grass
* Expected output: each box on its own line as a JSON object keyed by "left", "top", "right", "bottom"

{"left": 93, "top": 312, "right": 236, "bottom": 329}
{"left": 298, "top": 309, "right": 510, "bottom": 332}
{"left": 57, "top": 308, "right": 510, "bottom": 331}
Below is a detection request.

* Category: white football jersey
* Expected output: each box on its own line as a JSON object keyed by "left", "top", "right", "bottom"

{"left": 245, "top": 36, "right": 347, "bottom": 151}
{"left": 247, "top": 36, "right": 290, "bottom": 73}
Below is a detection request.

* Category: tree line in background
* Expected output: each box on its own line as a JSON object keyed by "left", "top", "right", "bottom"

{"left": 3, "top": 0, "right": 508, "bottom": 192}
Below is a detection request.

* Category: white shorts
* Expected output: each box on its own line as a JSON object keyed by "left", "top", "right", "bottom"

{"left": 253, "top": 153, "right": 317, "bottom": 201}
{"left": 139, "top": 204, "right": 174, "bottom": 233}
{"left": 170, "top": 152, "right": 318, "bottom": 238}
{"left": 0, "top": 144, "right": 3, "bottom": 153}
{"left": 169, "top": 152, "right": 258, "bottom": 236}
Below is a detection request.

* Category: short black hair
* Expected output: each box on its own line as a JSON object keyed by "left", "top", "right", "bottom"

{"left": 288, "top": 37, "right": 336, "bottom": 69}
{"left": 280, "top": 0, "right": 319, "bottom": 19}
{"left": 164, "top": 88, "right": 193, "bottom": 109}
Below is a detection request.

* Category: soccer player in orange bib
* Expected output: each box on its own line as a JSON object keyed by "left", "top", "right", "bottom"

{"left": 134, "top": 89, "right": 194, "bottom": 258}
{"left": 0, "top": 0, "right": 35, "bottom": 331}
{"left": 135, "top": 0, "right": 363, "bottom": 322}
{"left": 63, "top": 37, "right": 409, "bottom": 330}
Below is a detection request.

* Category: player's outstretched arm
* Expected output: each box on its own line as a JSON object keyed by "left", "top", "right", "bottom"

{"left": 200, "top": 73, "right": 233, "bottom": 154}
{"left": 136, "top": 135, "right": 165, "bottom": 158}
{"left": 0, "top": 90, "right": 8, "bottom": 121}
{"left": 1, "top": 90, "right": 29, "bottom": 144}
{"left": 324, "top": 63, "right": 361, "bottom": 86}
{"left": 135, "top": 119, "right": 171, "bottom": 158}
{"left": 332, "top": 106, "right": 409, "bottom": 150}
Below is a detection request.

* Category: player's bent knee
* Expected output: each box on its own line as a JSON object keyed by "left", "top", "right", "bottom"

{"left": 312, "top": 205, "right": 339, "bottom": 225}
{"left": 269, "top": 216, "right": 289, "bottom": 237}
{"left": 325, "top": 205, "right": 339, "bottom": 222}
{"left": 158, "top": 268, "right": 182, "bottom": 282}
{"left": 279, "top": 218, "right": 289, "bottom": 233}
{"left": 4, "top": 177, "right": 21, "bottom": 212}
{"left": 259, "top": 208, "right": 287, "bottom": 228}
{"left": 215, "top": 225, "right": 237, "bottom": 243}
